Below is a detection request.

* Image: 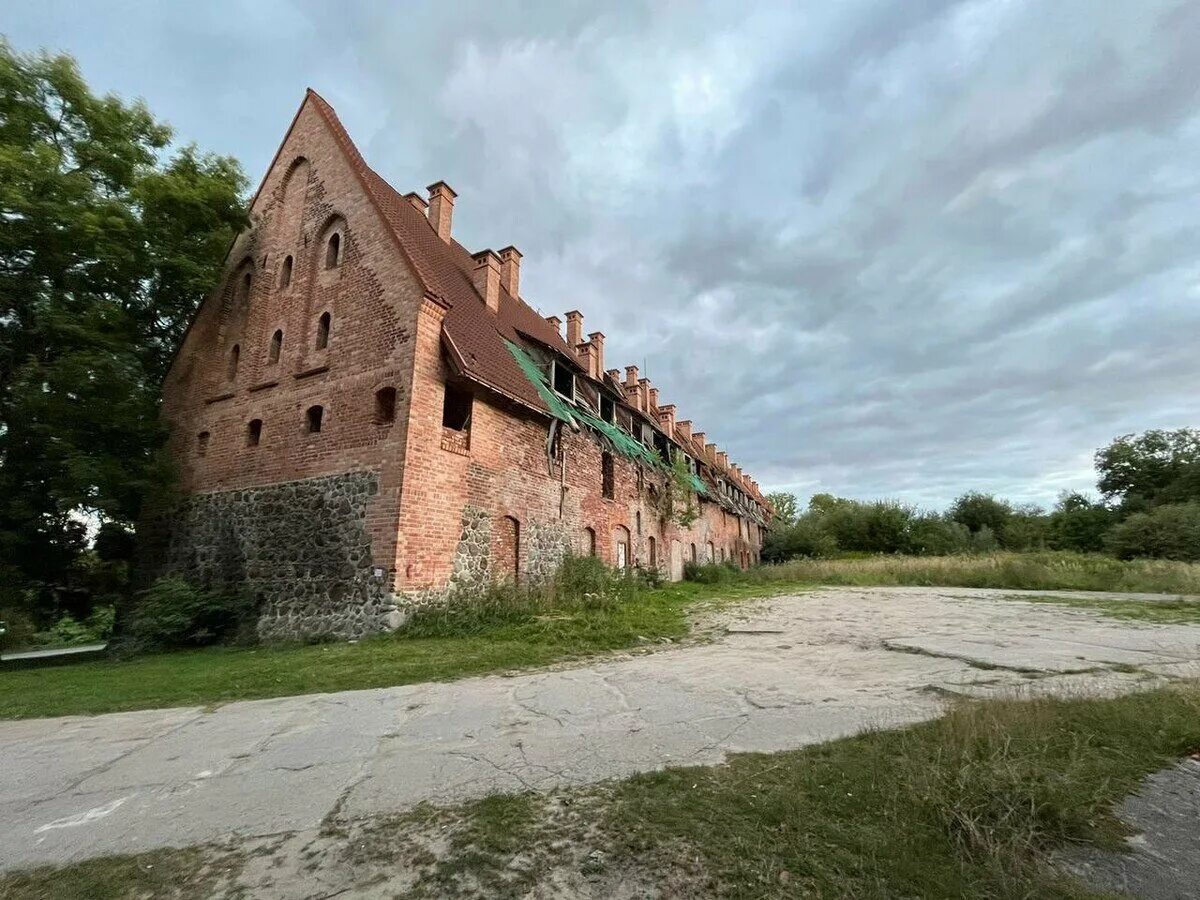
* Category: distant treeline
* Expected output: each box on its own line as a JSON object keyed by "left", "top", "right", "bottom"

{"left": 764, "top": 428, "right": 1200, "bottom": 563}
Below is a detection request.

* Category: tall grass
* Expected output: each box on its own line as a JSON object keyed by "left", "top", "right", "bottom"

{"left": 742, "top": 551, "right": 1200, "bottom": 595}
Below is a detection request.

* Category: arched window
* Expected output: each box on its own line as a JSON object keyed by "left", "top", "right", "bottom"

{"left": 280, "top": 255, "right": 293, "bottom": 289}
{"left": 305, "top": 405, "right": 324, "bottom": 433}
{"left": 227, "top": 344, "right": 240, "bottom": 380}
{"left": 583, "top": 527, "right": 596, "bottom": 557}
{"left": 613, "top": 525, "right": 630, "bottom": 569}
{"left": 636, "top": 510, "right": 642, "bottom": 535}
{"left": 197, "top": 431, "right": 210, "bottom": 457}
{"left": 324, "top": 232, "right": 341, "bottom": 269}
{"left": 240, "top": 271, "right": 252, "bottom": 302}
{"left": 315, "top": 312, "right": 331, "bottom": 350}
{"left": 707, "top": 541, "right": 715, "bottom": 562}
{"left": 246, "top": 419, "right": 262, "bottom": 447}
{"left": 375, "top": 386, "right": 396, "bottom": 424}
{"left": 268, "top": 329, "right": 283, "bottom": 364}
{"left": 648, "top": 536, "right": 657, "bottom": 568}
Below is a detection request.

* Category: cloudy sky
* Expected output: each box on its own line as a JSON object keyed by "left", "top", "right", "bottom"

{"left": 8, "top": 0, "right": 1200, "bottom": 509}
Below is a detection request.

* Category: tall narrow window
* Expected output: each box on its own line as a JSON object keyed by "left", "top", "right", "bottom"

{"left": 690, "top": 543, "right": 697, "bottom": 563}
{"left": 240, "top": 271, "right": 252, "bottom": 302}
{"left": 280, "top": 255, "right": 293, "bottom": 289}
{"left": 375, "top": 386, "right": 396, "bottom": 424}
{"left": 442, "top": 385, "right": 472, "bottom": 431}
{"left": 315, "top": 312, "right": 330, "bottom": 350}
{"left": 601, "top": 451, "right": 614, "bottom": 499}
{"left": 648, "top": 536, "right": 657, "bottom": 568}
{"left": 246, "top": 419, "right": 262, "bottom": 447}
{"left": 197, "top": 431, "right": 210, "bottom": 457}
{"left": 583, "top": 527, "right": 596, "bottom": 557}
{"left": 325, "top": 232, "right": 340, "bottom": 269}
{"left": 306, "top": 405, "right": 324, "bottom": 433}
{"left": 227, "top": 344, "right": 240, "bottom": 380}
{"left": 636, "top": 510, "right": 642, "bottom": 535}
{"left": 269, "top": 329, "right": 282, "bottom": 364}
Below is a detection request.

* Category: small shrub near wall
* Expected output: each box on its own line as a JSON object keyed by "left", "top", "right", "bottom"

{"left": 123, "top": 576, "right": 259, "bottom": 653}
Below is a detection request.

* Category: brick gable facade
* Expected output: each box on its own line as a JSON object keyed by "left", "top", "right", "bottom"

{"left": 152, "top": 91, "right": 771, "bottom": 641}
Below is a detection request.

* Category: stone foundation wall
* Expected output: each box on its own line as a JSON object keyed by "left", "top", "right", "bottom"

{"left": 144, "top": 471, "right": 399, "bottom": 642}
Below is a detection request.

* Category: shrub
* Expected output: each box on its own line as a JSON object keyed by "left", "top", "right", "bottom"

{"left": 683, "top": 561, "right": 740, "bottom": 584}
{"left": 125, "top": 576, "right": 258, "bottom": 652}
{"left": 1105, "top": 503, "right": 1200, "bottom": 561}
{"left": 762, "top": 517, "right": 838, "bottom": 562}
{"left": 904, "top": 516, "right": 970, "bottom": 556}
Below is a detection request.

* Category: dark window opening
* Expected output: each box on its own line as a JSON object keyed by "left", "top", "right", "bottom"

{"left": 636, "top": 510, "right": 642, "bottom": 535}
{"left": 325, "top": 232, "right": 340, "bottom": 268}
{"left": 246, "top": 419, "right": 262, "bottom": 447}
{"left": 648, "top": 536, "right": 657, "bottom": 567}
{"left": 227, "top": 344, "right": 240, "bottom": 380}
{"left": 654, "top": 431, "right": 670, "bottom": 462}
{"left": 601, "top": 451, "right": 614, "bottom": 500}
{"left": 239, "top": 271, "right": 252, "bottom": 301}
{"left": 375, "top": 386, "right": 397, "bottom": 424}
{"left": 315, "top": 312, "right": 330, "bottom": 350}
{"left": 600, "top": 393, "right": 615, "bottom": 423}
{"left": 280, "top": 255, "right": 293, "bottom": 289}
{"left": 306, "top": 405, "right": 324, "bottom": 433}
{"left": 269, "top": 329, "right": 282, "bottom": 364}
{"left": 197, "top": 431, "right": 210, "bottom": 457}
{"left": 552, "top": 359, "right": 574, "bottom": 399}
{"left": 442, "top": 385, "right": 473, "bottom": 431}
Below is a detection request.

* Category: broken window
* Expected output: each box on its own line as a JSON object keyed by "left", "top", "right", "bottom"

{"left": 654, "top": 431, "right": 670, "bottom": 463}
{"left": 375, "top": 386, "right": 397, "bottom": 424}
{"left": 552, "top": 358, "right": 574, "bottom": 399}
{"left": 246, "top": 418, "right": 262, "bottom": 447}
{"left": 306, "top": 405, "right": 324, "bottom": 433}
{"left": 601, "top": 451, "right": 614, "bottom": 500}
{"left": 600, "top": 393, "right": 615, "bottom": 424}
{"left": 442, "top": 384, "right": 472, "bottom": 431}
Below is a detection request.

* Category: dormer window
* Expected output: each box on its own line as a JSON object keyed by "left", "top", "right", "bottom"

{"left": 600, "top": 394, "right": 615, "bottom": 424}
{"left": 552, "top": 359, "right": 574, "bottom": 400}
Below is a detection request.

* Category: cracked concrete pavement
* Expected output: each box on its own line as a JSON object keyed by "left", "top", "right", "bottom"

{"left": 3, "top": 586, "right": 1200, "bottom": 872}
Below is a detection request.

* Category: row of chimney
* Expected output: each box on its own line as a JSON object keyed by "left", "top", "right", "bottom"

{"left": 406, "top": 180, "right": 763, "bottom": 505}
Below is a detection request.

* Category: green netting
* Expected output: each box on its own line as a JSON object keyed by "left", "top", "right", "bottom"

{"left": 505, "top": 339, "right": 581, "bottom": 427}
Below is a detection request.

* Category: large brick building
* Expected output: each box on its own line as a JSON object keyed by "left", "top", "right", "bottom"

{"left": 153, "top": 90, "right": 772, "bottom": 640}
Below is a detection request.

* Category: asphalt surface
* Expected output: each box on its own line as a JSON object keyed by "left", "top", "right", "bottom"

{"left": 2, "top": 586, "right": 1199, "bottom": 873}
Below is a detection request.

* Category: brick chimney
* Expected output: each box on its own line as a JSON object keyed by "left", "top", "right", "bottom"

{"left": 648, "top": 386, "right": 659, "bottom": 412}
{"left": 637, "top": 378, "right": 650, "bottom": 413}
{"left": 717, "top": 451, "right": 729, "bottom": 470}
{"left": 427, "top": 181, "right": 457, "bottom": 242}
{"left": 659, "top": 404, "right": 676, "bottom": 438}
{"left": 403, "top": 191, "right": 428, "bottom": 214}
{"left": 565, "top": 310, "right": 584, "bottom": 348}
{"left": 675, "top": 419, "right": 691, "bottom": 441}
{"left": 624, "top": 365, "right": 638, "bottom": 388}
{"left": 705, "top": 442, "right": 717, "bottom": 463}
{"left": 499, "top": 246, "right": 522, "bottom": 298}
{"left": 546, "top": 315, "right": 562, "bottom": 336}
{"left": 587, "top": 332, "right": 605, "bottom": 375}
{"left": 472, "top": 249, "right": 501, "bottom": 312}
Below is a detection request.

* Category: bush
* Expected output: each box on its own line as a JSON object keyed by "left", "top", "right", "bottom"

{"left": 125, "top": 576, "right": 258, "bottom": 652}
{"left": 1105, "top": 503, "right": 1200, "bottom": 561}
{"left": 683, "top": 561, "right": 740, "bottom": 584}
{"left": 762, "top": 517, "right": 838, "bottom": 562}
{"left": 904, "top": 516, "right": 970, "bottom": 556}
{"left": 29, "top": 606, "right": 115, "bottom": 648}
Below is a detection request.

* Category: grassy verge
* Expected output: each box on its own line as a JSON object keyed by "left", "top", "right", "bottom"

{"left": 9, "top": 686, "right": 1197, "bottom": 898}
{"left": 0, "top": 846, "right": 242, "bottom": 900}
{"left": 1011, "top": 593, "right": 1200, "bottom": 624}
{"left": 749, "top": 551, "right": 1200, "bottom": 595}
{"left": 388, "top": 685, "right": 1200, "bottom": 898}
{"left": 0, "top": 580, "right": 786, "bottom": 720}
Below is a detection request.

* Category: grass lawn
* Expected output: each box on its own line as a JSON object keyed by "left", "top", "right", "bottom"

{"left": 6, "top": 686, "right": 1198, "bottom": 898}
{"left": 0, "top": 581, "right": 787, "bottom": 720}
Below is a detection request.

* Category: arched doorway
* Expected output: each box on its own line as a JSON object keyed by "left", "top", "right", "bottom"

{"left": 613, "top": 525, "right": 631, "bottom": 569}
{"left": 494, "top": 515, "right": 520, "bottom": 580}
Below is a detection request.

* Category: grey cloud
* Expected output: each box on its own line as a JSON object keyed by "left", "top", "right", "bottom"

{"left": 6, "top": 0, "right": 1200, "bottom": 508}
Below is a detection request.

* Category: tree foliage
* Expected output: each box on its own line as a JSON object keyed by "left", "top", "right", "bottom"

{"left": 1095, "top": 429, "right": 1200, "bottom": 513}
{"left": 0, "top": 42, "right": 247, "bottom": 609}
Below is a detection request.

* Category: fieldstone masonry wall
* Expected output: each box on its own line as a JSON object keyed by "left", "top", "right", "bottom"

{"left": 148, "top": 472, "right": 399, "bottom": 641}
{"left": 525, "top": 522, "right": 572, "bottom": 583}
{"left": 446, "top": 505, "right": 491, "bottom": 593}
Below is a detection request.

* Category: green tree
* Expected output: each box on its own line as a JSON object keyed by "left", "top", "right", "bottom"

{"left": 1105, "top": 503, "right": 1200, "bottom": 561}
{"left": 948, "top": 492, "right": 1013, "bottom": 537}
{"left": 765, "top": 491, "right": 798, "bottom": 528}
{"left": 1095, "top": 429, "right": 1200, "bottom": 513}
{"left": 0, "top": 42, "right": 247, "bottom": 613}
{"left": 1046, "top": 492, "right": 1113, "bottom": 553}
